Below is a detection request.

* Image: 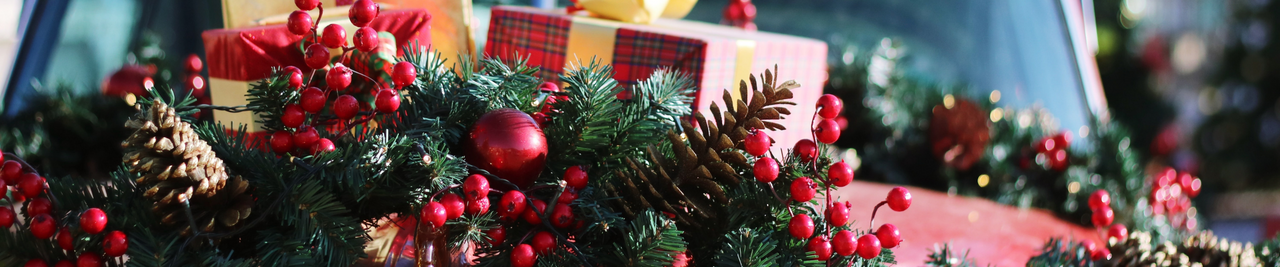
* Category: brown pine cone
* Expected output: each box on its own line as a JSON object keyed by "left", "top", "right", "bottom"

{"left": 1103, "top": 231, "right": 1259, "bottom": 267}
{"left": 928, "top": 98, "right": 990, "bottom": 170}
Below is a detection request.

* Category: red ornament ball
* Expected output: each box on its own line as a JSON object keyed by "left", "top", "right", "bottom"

{"left": 311, "top": 138, "right": 336, "bottom": 154}
{"left": 511, "top": 244, "right": 537, "bottom": 267}
{"left": 2, "top": 160, "right": 22, "bottom": 183}
{"left": 1088, "top": 190, "right": 1111, "bottom": 211}
{"left": 80, "top": 208, "right": 108, "bottom": 235}
{"left": 304, "top": 43, "right": 330, "bottom": 69}
{"left": 814, "top": 119, "right": 841, "bottom": 144}
{"left": 753, "top": 157, "right": 779, "bottom": 183}
{"left": 523, "top": 199, "right": 547, "bottom": 225}
{"left": 30, "top": 214, "right": 56, "bottom": 239}
{"left": 827, "top": 161, "right": 854, "bottom": 187}
{"left": 57, "top": 227, "right": 73, "bottom": 250}
{"left": 27, "top": 197, "right": 52, "bottom": 215}
{"left": 817, "top": 94, "right": 843, "bottom": 119}
{"left": 808, "top": 235, "right": 834, "bottom": 261}
{"left": 392, "top": 61, "right": 417, "bottom": 88}
{"left": 333, "top": 95, "right": 359, "bottom": 120}
{"left": 320, "top": 24, "right": 347, "bottom": 48}
{"left": 287, "top": 11, "right": 313, "bottom": 36}
{"left": 185, "top": 54, "right": 203, "bottom": 73}
{"left": 24, "top": 259, "right": 47, "bottom": 267}
{"left": 375, "top": 89, "right": 400, "bottom": 114}
{"left": 292, "top": 125, "right": 320, "bottom": 149}
{"left": 532, "top": 231, "right": 556, "bottom": 254}
{"left": 832, "top": 230, "right": 857, "bottom": 256}
{"left": 348, "top": 0, "right": 380, "bottom": 27}
{"left": 498, "top": 190, "right": 527, "bottom": 220}
{"left": 102, "top": 230, "right": 128, "bottom": 257}
{"left": 550, "top": 203, "right": 574, "bottom": 228}
{"left": 0, "top": 206, "right": 13, "bottom": 227}
{"left": 826, "top": 201, "right": 850, "bottom": 227}
{"left": 790, "top": 177, "right": 816, "bottom": 202}
{"left": 420, "top": 202, "right": 447, "bottom": 228}
{"left": 327, "top": 64, "right": 353, "bottom": 91}
{"left": 887, "top": 186, "right": 912, "bottom": 212}
{"left": 563, "top": 166, "right": 588, "bottom": 190}
{"left": 76, "top": 254, "right": 102, "bottom": 267}
{"left": 463, "top": 174, "right": 491, "bottom": 200}
{"left": 793, "top": 139, "right": 818, "bottom": 163}
{"left": 466, "top": 197, "right": 491, "bottom": 215}
{"left": 876, "top": 223, "right": 902, "bottom": 248}
{"left": 281, "top": 104, "right": 306, "bottom": 129}
{"left": 440, "top": 193, "right": 464, "bottom": 220}
{"left": 743, "top": 129, "right": 770, "bottom": 156}
{"left": 485, "top": 227, "right": 506, "bottom": 246}
{"left": 1108, "top": 224, "right": 1128, "bottom": 243}
{"left": 283, "top": 66, "right": 304, "bottom": 89}
{"left": 300, "top": 87, "right": 326, "bottom": 113}
{"left": 295, "top": 0, "right": 320, "bottom": 10}
{"left": 353, "top": 27, "right": 379, "bottom": 52}
{"left": 788, "top": 214, "right": 814, "bottom": 239}
{"left": 1092, "top": 207, "right": 1114, "bottom": 227}
{"left": 20, "top": 173, "right": 45, "bottom": 198}
{"left": 856, "top": 234, "right": 882, "bottom": 259}
{"left": 463, "top": 108, "right": 549, "bottom": 189}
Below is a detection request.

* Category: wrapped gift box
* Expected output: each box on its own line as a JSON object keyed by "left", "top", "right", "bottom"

{"left": 484, "top": 6, "right": 827, "bottom": 147}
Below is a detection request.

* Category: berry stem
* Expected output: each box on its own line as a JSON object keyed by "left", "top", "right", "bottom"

{"left": 869, "top": 200, "right": 887, "bottom": 229}
{"left": 427, "top": 184, "right": 461, "bottom": 201}
{"left": 522, "top": 192, "right": 592, "bottom": 265}
{"left": 765, "top": 182, "right": 793, "bottom": 216}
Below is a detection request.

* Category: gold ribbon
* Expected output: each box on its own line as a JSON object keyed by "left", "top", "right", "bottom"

{"left": 577, "top": 0, "right": 698, "bottom": 24}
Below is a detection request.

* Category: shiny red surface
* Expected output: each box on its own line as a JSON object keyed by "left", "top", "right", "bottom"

{"left": 463, "top": 109, "right": 548, "bottom": 189}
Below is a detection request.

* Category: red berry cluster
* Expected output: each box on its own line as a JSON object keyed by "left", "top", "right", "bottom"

{"left": 1034, "top": 132, "right": 1071, "bottom": 171}
{"left": 799, "top": 187, "right": 911, "bottom": 261}
{"left": 721, "top": 0, "right": 758, "bottom": 30}
{"left": 419, "top": 166, "right": 590, "bottom": 267}
{"left": 0, "top": 154, "right": 128, "bottom": 266}
{"left": 184, "top": 54, "right": 210, "bottom": 118}
{"left": 273, "top": 0, "right": 416, "bottom": 156}
{"left": 530, "top": 82, "right": 564, "bottom": 128}
{"left": 1148, "top": 168, "right": 1201, "bottom": 230}
{"left": 1085, "top": 189, "right": 1130, "bottom": 261}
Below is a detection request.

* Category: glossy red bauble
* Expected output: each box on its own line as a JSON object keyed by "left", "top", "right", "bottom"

{"left": 185, "top": 54, "right": 203, "bottom": 73}
{"left": 523, "top": 199, "right": 547, "bottom": 225}
{"left": 856, "top": 234, "right": 882, "bottom": 259}
{"left": 326, "top": 64, "right": 353, "bottom": 91}
{"left": 485, "top": 227, "right": 506, "bottom": 246}
{"left": 281, "top": 104, "right": 306, "bottom": 128}
{"left": 292, "top": 126, "right": 320, "bottom": 149}
{"left": 348, "top": 0, "right": 380, "bottom": 27}
{"left": 0, "top": 206, "right": 13, "bottom": 227}
{"left": 498, "top": 190, "right": 527, "bottom": 220}
{"left": 753, "top": 157, "right": 779, "bottom": 183}
{"left": 817, "top": 94, "right": 843, "bottom": 119}
{"left": 320, "top": 24, "right": 347, "bottom": 48}
{"left": 30, "top": 214, "right": 56, "bottom": 239}
{"left": 807, "top": 235, "right": 833, "bottom": 261}
{"left": 1092, "top": 207, "right": 1114, "bottom": 227}
{"left": 876, "top": 223, "right": 902, "bottom": 248}
{"left": 1108, "top": 224, "right": 1128, "bottom": 243}
{"left": 353, "top": 27, "right": 379, "bottom": 52}
{"left": 20, "top": 173, "right": 45, "bottom": 198}
{"left": 463, "top": 108, "right": 549, "bottom": 189}
{"left": 103, "top": 230, "right": 128, "bottom": 257}
{"left": 375, "top": 89, "right": 400, "bottom": 113}
{"left": 887, "top": 186, "right": 912, "bottom": 212}
{"left": 27, "top": 197, "right": 52, "bottom": 215}
{"left": 826, "top": 201, "right": 850, "bottom": 227}
{"left": 287, "top": 11, "right": 313, "bottom": 36}
{"left": 283, "top": 66, "right": 304, "bottom": 89}
{"left": 333, "top": 95, "right": 359, "bottom": 120}
{"left": 790, "top": 177, "right": 816, "bottom": 202}
{"left": 793, "top": 139, "right": 818, "bottom": 163}
{"left": 743, "top": 129, "right": 770, "bottom": 156}
{"left": 1088, "top": 190, "right": 1111, "bottom": 211}
{"left": 300, "top": 87, "right": 326, "bottom": 113}
{"left": 57, "top": 228, "right": 73, "bottom": 250}
{"left": 827, "top": 161, "right": 853, "bottom": 187}
{"left": 814, "top": 119, "right": 841, "bottom": 144}
{"left": 531, "top": 231, "right": 556, "bottom": 254}
{"left": 2, "top": 160, "right": 22, "bottom": 183}
{"left": 392, "top": 61, "right": 417, "bottom": 88}
{"left": 463, "top": 174, "right": 491, "bottom": 200}
{"left": 440, "top": 194, "right": 464, "bottom": 220}
{"left": 551, "top": 203, "right": 574, "bottom": 228}
{"left": 304, "top": 43, "right": 330, "bottom": 69}
{"left": 80, "top": 208, "right": 108, "bottom": 235}
{"left": 788, "top": 214, "right": 814, "bottom": 239}
{"left": 76, "top": 253, "right": 102, "bottom": 267}
{"left": 466, "top": 197, "right": 491, "bottom": 215}
{"left": 24, "top": 259, "right": 47, "bottom": 267}
{"left": 420, "top": 202, "right": 447, "bottom": 228}
{"left": 563, "top": 166, "right": 588, "bottom": 190}
{"left": 511, "top": 244, "right": 537, "bottom": 267}
{"left": 295, "top": 0, "right": 320, "bottom": 10}
{"left": 832, "top": 230, "right": 856, "bottom": 256}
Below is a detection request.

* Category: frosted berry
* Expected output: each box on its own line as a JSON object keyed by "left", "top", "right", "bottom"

{"left": 420, "top": 202, "right": 447, "bottom": 228}
{"left": 753, "top": 157, "right": 779, "bottom": 183}
{"left": 348, "top": 0, "right": 379, "bottom": 27}
{"left": 281, "top": 104, "right": 306, "bottom": 128}
{"left": 1088, "top": 190, "right": 1110, "bottom": 211}
{"left": 185, "top": 54, "right": 203, "bottom": 73}
{"left": 463, "top": 174, "right": 491, "bottom": 200}
{"left": 557, "top": 190, "right": 578, "bottom": 204}
{"left": 887, "top": 186, "right": 912, "bottom": 212}
{"left": 876, "top": 223, "right": 902, "bottom": 248}
{"left": 295, "top": 0, "right": 320, "bottom": 10}
{"left": 76, "top": 253, "right": 102, "bottom": 267}
{"left": 532, "top": 231, "right": 555, "bottom": 254}
{"left": 283, "top": 66, "right": 304, "bottom": 89}
{"left": 814, "top": 119, "right": 841, "bottom": 144}
{"left": 563, "top": 166, "right": 588, "bottom": 190}
{"left": 440, "top": 193, "right": 464, "bottom": 220}
{"left": 743, "top": 129, "right": 770, "bottom": 156}
{"left": 523, "top": 199, "right": 547, "bottom": 224}
{"left": 311, "top": 138, "right": 335, "bottom": 154}
{"left": 19, "top": 173, "right": 44, "bottom": 198}
{"left": 300, "top": 87, "right": 326, "bottom": 113}
{"left": 304, "top": 43, "right": 330, "bottom": 69}
{"left": 551, "top": 203, "right": 574, "bottom": 228}
{"left": 832, "top": 230, "right": 856, "bottom": 256}
{"left": 57, "top": 228, "right": 73, "bottom": 250}
{"left": 287, "top": 11, "right": 313, "bottom": 36}
{"left": 27, "top": 197, "right": 51, "bottom": 215}
{"left": 2, "top": 160, "right": 21, "bottom": 183}
{"left": 466, "top": 197, "right": 490, "bottom": 215}
{"left": 511, "top": 244, "right": 537, "bottom": 267}
{"left": 326, "top": 64, "right": 352, "bottom": 91}
{"left": 320, "top": 24, "right": 346, "bottom": 48}
{"left": 498, "top": 190, "right": 527, "bottom": 220}
{"left": 826, "top": 201, "right": 850, "bottom": 226}
{"left": 790, "top": 177, "right": 816, "bottom": 202}
{"left": 817, "top": 94, "right": 843, "bottom": 119}
{"left": 827, "top": 161, "right": 853, "bottom": 187}
{"left": 80, "top": 208, "right": 108, "bottom": 235}
{"left": 0, "top": 206, "right": 13, "bottom": 227}
{"left": 374, "top": 89, "right": 400, "bottom": 113}
{"left": 30, "top": 214, "right": 56, "bottom": 239}
{"left": 1092, "top": 207, "right": 1114, "bottom": 227}
{"left": 392, "top": 61, "right": 417, "bottom": 88}
{"left": 292, "top": 125, "right": 319, "bottom": 149}
{"left": 332, "top": 95, "right": 359, "bottom": 120}
{"left": 788, "top": 214, "right": 814, "bottom": 239}
{"left": 1107, "top": 224, "right": 1128, "bottom": 243}
{"left": 857, "top": 234, "right": 881, "bottom": 259}
{"left": 353, "top": 27, "right": 379, "bottom": 52}
{"left": 485, "top": 227, "right": 506, "bottom": 246}
{"left": 24, "top": 259, "right": 47, "bottom": 267}
{"left": 102, "top": 230, "right": 127, "bottom": 257}
{"left": 793, "top": 139, "right": 818, "bottom": 163}
{"left": 808, "top": 235, "right": 833, "bottom": 261}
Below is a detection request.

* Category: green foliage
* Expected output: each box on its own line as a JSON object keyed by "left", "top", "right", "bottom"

{"left": 0, "top": 81, "right": 136, "bottom": 178}
{"left": 716, "top": 228, "right": 783, "bottom": 267}
{"left": 1025, "top": 238, "right": 1092, "bottom": 267}
{"left": 602, "top": 209, "right": 687, "bottom": 267}
{"left": 926, "top": 243, "right": 986, "bottom": 267}
{"left": 1259, "top": 234, "right": 1280, "bottom": 267}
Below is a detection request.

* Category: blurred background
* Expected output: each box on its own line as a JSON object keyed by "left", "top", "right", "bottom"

{"left": 0, "top": 0, "right": 1275, "bottom": 244}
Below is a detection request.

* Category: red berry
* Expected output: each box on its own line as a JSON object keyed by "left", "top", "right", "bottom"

{"left": 523, "top": 199, "right": 547, "bottom": 224}
{"left": 8, "top": 188, "right": 22, "bottom": 202}
{"left": 1156, "top": 168, "right": 1176, "bottom": 187}
{"left": 19, "top": 173, "right": 44, "bottom": 198}
{"left": 531, "top": 231, "right": 555, "bottom": 254}
{"left": 304, "top": 43, "right": 330, "bottom": 69}
{"left": 24, "top": 259, "right": 47, "bottom": 267}
{"left": 790, "top": 177, "right": 816, "bottom": 202}
{"left": 485, "top": 227, "right": 506, "bottom": 246}
{"left": 827, "top": 161, "right": 853, "bottom": 187}
{"left": 563, "top": 166, "right": 588, "bottom": 190}
{"left": 287, "top": 11, "right": 313, "bottom": 36}
{"left": 102, "top": 230, "right": 127, "bottom": 257}
{"left": 353, "top": 27, "right": 379, "bottom": 52}
{"left": 743, "top": 129, "right": 770, "bottom": 156}
{"left": 270, "top": 131, "right": 295, "bottom": 154}
{"left": 857, "top": 234, "right": 882, "bottom": 259}
{"left": 876, "top": 223, "right": 902, "bottom": 248}
{"left": 283, "top": 66, "right": 304, "bottom": 89}
{"left": 348, "top": 0, "right": 380, "bottom": 27}
{"left": 1048, "top": 150, "right": 1069, "bottom": 171}
{"left": 392, "top": 61, "right": 417, "bottom": 88}
{"left": 1080, "top": 239, "right": 1097, "bottom": 255}
{"left": 1092, "top": 207, "right": 1114, "bottom": 227}
{"left": 420, "top": 202, "right": 447, "bottom": 228}
{"left": 30, "top": 214, "right": 56, "bottom": 239}
{"left": 557, "top": 190, "right": 578, "bottom": 204}
{"left": 1035, "top": 136, "right": 1058, "bottom": 153}
{"left": 1091, "top": 247, "right": 1110, "bottom": 261}
{"left": 1107, "top": 224, "right": 1128, "bottom": 243}
{"left": 511, "top": 244, "right": 537, "bottom": 267}
{"left": 184, "top": 54, "right": 203, "bottom": 73}
{"left": 753, "top": 157, "right": 779, "bottom": 183}
{"left": 1088, "top": 190, "right": 1111, "bottom": 211}
{"left": 55, "top": 260, "right": 73, "bottom": 267}
{"left": 2, "top": 160, "right": 22, "bottom": 183}
{"left": 80, "top": 208, "right": 108, "bottom": 235}
{"left": 320, "top": 24, "right": 347, "bottom": 48}
{"left": 375, "top": 89, "right": 400, "bottom": 113}
{"left": 326, "top": 64, "right": 353, "bottom": 91}
{"left": 832, "top": 230, "right": 856, "bottom": 256}
{"left": 57, "top": 227, "right": 73, "bottom": 250}
{"left": 826, "top": 201, "right": 850, "bottom": 227}
{"left": 1052, "top": 132, "right": 1072, "bottom": 149}
{"left": 0, "top": 206, "right": 13, "bottom": 227}
{"left": 530, "top": 112, "right": 550, "bottom": 129}
{"left": 816, "top": 94, "right": 842, "bottom": 117}
{"left": 281, "top": 104, "right": 306, "bottom": 128}
{"left": 295, "top": 0, "right": 320, "bottom": 10}
{"left": 440, "top": 194, "right": 464, "bottom": 220}
{"left": 814, "top": 119, "right": 841, "bottom": 144}
{"left": 310, "top": 138, "right": 335, "bottom": 154}
{"left": 793, "top": 139, "right": 818, "bottom": 163}
{"left": 498, "top": 190, "right": 527, "bottom": 220}
{"left": 887, "top": 186, "right": 912, "bottom": 212}
{"left": 671, "top": 251, "right": 690, "bottom": 267}
{"left": 299, "top": 87, "right": 326, "bottom": 113}
{"left": 76, "top": 253, "right": 102, "bottom": 267}
{"left": 27, "top": 197, "right": 52, "bottom": 215}
{"left": 808, "top": 235, "right": 833, "bottom": 261}
{"left": 1179, "top": 174, "right": 1201, "bottom": 197}
{"left": 333, "top": 95, "right": 359, "bottom": 120}
{"left": 539, "top": 82, "right": 560, "bottom": 92}
{"left": 186, "top": 75, "right": 206, "bottom": 95}
{"left": 551, "top": 203, "right": 574, "bottom": 228}
{"left": 788, "top": 214, "right": 814, "bottom": 239}
{"left": 466, "top": 197, "right": 490, "bottom": 215}
{"left": 463, "top": 174, "right": 491, "bottom": 200}
{"left": 292, "top": 125, "right": 320, "bottom": 149}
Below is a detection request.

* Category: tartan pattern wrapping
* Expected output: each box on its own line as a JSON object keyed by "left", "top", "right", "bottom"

{"left": 484, "top": 7, "right": 572, "bottom": 80}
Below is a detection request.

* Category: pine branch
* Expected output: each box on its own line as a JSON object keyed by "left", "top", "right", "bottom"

{"left": 715, "top": 228, "right": 782, "bottom": 267}
{"left": 604, "top": 209, "right": 687, "bottom": 267}
{"left": 244, "top": 68, "right": 300, "bottom": 132}
{"left": 926, "top": 243, "right": 986, "bottom": 267}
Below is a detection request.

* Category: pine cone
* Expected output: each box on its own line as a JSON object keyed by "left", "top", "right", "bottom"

{"left": 1104, "top": 231, "right": 1259, "bottom": 267}
{"left": 122, "top": 102, "right": 253, "bottom": 235}
{"left": 928, "top": 98, "right": 989, "bottom": 171}
{"left": 610, "top": 67, "right": 797, "bottom": 228}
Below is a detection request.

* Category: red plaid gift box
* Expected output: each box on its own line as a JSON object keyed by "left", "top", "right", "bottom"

{"left": 485, "top": 6, "right": 827, "bottom": 148}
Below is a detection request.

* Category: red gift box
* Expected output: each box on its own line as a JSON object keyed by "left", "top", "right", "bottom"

{"left": 485, "top": 6, "right": 827, "bottom": 148}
